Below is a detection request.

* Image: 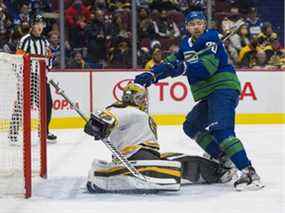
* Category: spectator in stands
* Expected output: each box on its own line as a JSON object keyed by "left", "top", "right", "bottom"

{"left": 254, "top": 51, "right": 267, "bottom": 68}
{"left": 150, "top": 39, "right": 161, "bottom": 51}
{"left": 259, "top": 22, "right": 279, "bottom": 46}
{"left": 84, "top": 9, "right": 107, "bottom": 66}
{"left": 178, "top": 0, "right": 191, "bottom": 11}
{"left": 65, "top": 0, "right": 91, "bottom": 48}
{"left": 28, "top": 0, "right": 41, "bottom": 16}
{"left": 250, "top": 22, "right": 280, "bottom": 67}
{"left": 48, "top": 32, "right": 61, "bottom": 67}
{"left": 234, "top": 0, "right": 258, "bottom": 14}
{"left": 255, "top": 34, "right": 275, "bottom": 65}
{"left": 93, "top": 0, "right": 108, "bottom": 11}
{"left": 267, "top": 40, "right": 285, "bottom": 68}
{"left": 67, "top": 50, "right": 88, "bottom": 68}
{"left": 65, "top": 0, "right": 91, "bottom": 28}
{"left": 108, "top": 12, "right": 130, "bottom": 42}
{"left": 0, "top": 6, "right": 11, "bottom": 48}
{"left": 221, "top": 6, "right": 242, "bottom": 35}
{"left": 227, "top": 24, "right": 250, "bottom": 64}
{"left": 12, "top": 20, "right": 30, "bottom": 41}
{"left": 136, "top": 0, "right": 151, "bottom": 8}
{"left": 108, "top": 36, "right": 131, "bottom": 67}
{"left": 14, "top": 3, "right": 31, "bottom": 25}
{"left": 0, "top": 6, "right": 9, "bottom": 33}
{"left": 48, "top": 21, "right": 60, "bottom": 36}
{"left": 2, "top": 31, "right": 21, "bottom": 53}
{"left": 246, "top": 7, "right": 263, "bottom": 38}
{"left": 107, "top": 0, "right": 131, "bottom": 12}
{"left": 137, "top": 7, "right": 155, "bottom": 41}
{"left": 0, "top": 0, "right": 6, "bottom": 11}
{"left": 137, "top": 46, "right": 150, "bottom": 67}
{"left": 149, "top": 0, "right": 179, "bottom": 11}
{"left": 152, "top": 10, "right": 180, "bottom": 40}
{"left": 238, "top": 35, "right": 273, "bottom": 68}
{"left": 145, "top": 48, "right": 163, "bottom": 70}
{"left": 238, "top": 38, "right": 257, "bottom": 67}
{"left": 40, "top": 0, "right": 53, "bottom": 12}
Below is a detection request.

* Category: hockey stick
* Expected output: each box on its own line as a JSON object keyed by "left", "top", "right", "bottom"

{"left": 49, "top": 79, "right": 148, "bottom": 182}
{"left": 152, "top": 19, "right": 245, "bottom": 82}
{"left": 196, "top": 19, "right": 245, "bottom": 56}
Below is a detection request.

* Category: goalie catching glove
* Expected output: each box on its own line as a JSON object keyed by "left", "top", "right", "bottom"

{"left": 84, "top": 111, "right": 117, "bottom": 140}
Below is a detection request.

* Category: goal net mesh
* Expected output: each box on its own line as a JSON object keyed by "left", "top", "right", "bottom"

{"left": 0, "top": 53, "right": 46, "bottom": 198}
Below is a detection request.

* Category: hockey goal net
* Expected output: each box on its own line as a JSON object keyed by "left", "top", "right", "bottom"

{"left": 0, "top": 53, "right": 47, "bottom": 198}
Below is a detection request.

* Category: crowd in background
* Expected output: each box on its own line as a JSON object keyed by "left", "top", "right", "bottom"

{"left": 0, "top": 0, "right": 284, "bottom": 69}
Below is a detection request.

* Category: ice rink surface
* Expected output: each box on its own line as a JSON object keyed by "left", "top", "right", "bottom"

{"left": 1, "top": 124, "right": 284, "bottom": 213}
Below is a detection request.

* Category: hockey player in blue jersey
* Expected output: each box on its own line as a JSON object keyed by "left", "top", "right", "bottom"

{"left": 134, "top": 11, "right": 264, "bottom": 191}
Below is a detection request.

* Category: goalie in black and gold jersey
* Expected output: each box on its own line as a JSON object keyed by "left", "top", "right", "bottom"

{"left": 84, "top": 83, "right": 234, "bottom": 193}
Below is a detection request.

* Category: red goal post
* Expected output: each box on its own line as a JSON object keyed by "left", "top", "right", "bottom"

{"left": 0, "top": 53, "right": 47, "bottom": 198}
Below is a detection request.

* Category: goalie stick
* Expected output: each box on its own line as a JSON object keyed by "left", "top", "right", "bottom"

{"left": 49, "top": 79, "right": 161, "bottom": 184}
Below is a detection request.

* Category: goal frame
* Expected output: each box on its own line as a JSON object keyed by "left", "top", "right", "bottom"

{"left": 22, "top": 55, "right": 47, "bottom": 198}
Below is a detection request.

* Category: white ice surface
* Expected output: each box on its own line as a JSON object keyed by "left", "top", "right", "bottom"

{"left": 1, "top": 125, "right": 284, "bottom": 213}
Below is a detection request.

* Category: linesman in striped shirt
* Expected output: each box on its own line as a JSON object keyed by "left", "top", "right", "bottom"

{"left": 9, "top": 15, "right": 57, "bottom": 143}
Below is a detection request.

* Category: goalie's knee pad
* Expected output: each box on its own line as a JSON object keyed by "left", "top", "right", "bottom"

{"left": 87, "top": 159, "right": 181, "bottom": 193}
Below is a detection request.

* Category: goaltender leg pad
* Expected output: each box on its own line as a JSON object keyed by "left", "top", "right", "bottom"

{"left": 87, "top": 159, "right": 181, "bottom": 193}
{"left": 161, "top": 153, "right": 233, "bottom": 184}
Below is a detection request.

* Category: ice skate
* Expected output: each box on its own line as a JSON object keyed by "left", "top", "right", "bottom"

{"left": 47, "top": 132, "right": 57, "bottom": 144}
{"left": 234, "top": 166, "right": 265, "bottom": 191}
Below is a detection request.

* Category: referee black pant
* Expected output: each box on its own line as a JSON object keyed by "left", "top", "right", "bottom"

{"left": 46, "top": 83, "right": 52, "bottom": 134}
{"left": 9, "top": 82, "right": 53, "bottom": 139}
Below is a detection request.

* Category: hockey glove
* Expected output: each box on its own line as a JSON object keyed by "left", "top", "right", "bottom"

{"left": 134, "top": 72, "right": 156, "bottom": 87}
{"left": 84, "top": 111, "right": 116, "bottom": 140}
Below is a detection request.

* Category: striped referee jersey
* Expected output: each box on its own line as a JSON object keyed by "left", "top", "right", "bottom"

{"left": 17, "top": 33, "right": 50, "bottom": 57}
{"left": 16, "top": 33, "right": 53, "bottom": 69}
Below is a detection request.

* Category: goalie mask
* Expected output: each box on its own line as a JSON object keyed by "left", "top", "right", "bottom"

{"left": 122, "top": 83, "right": 147, "bottom": 111}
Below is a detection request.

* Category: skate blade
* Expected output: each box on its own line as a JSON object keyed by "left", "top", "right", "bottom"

{"left": 234, "top": 180, "right": 265, "bottom": 191}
